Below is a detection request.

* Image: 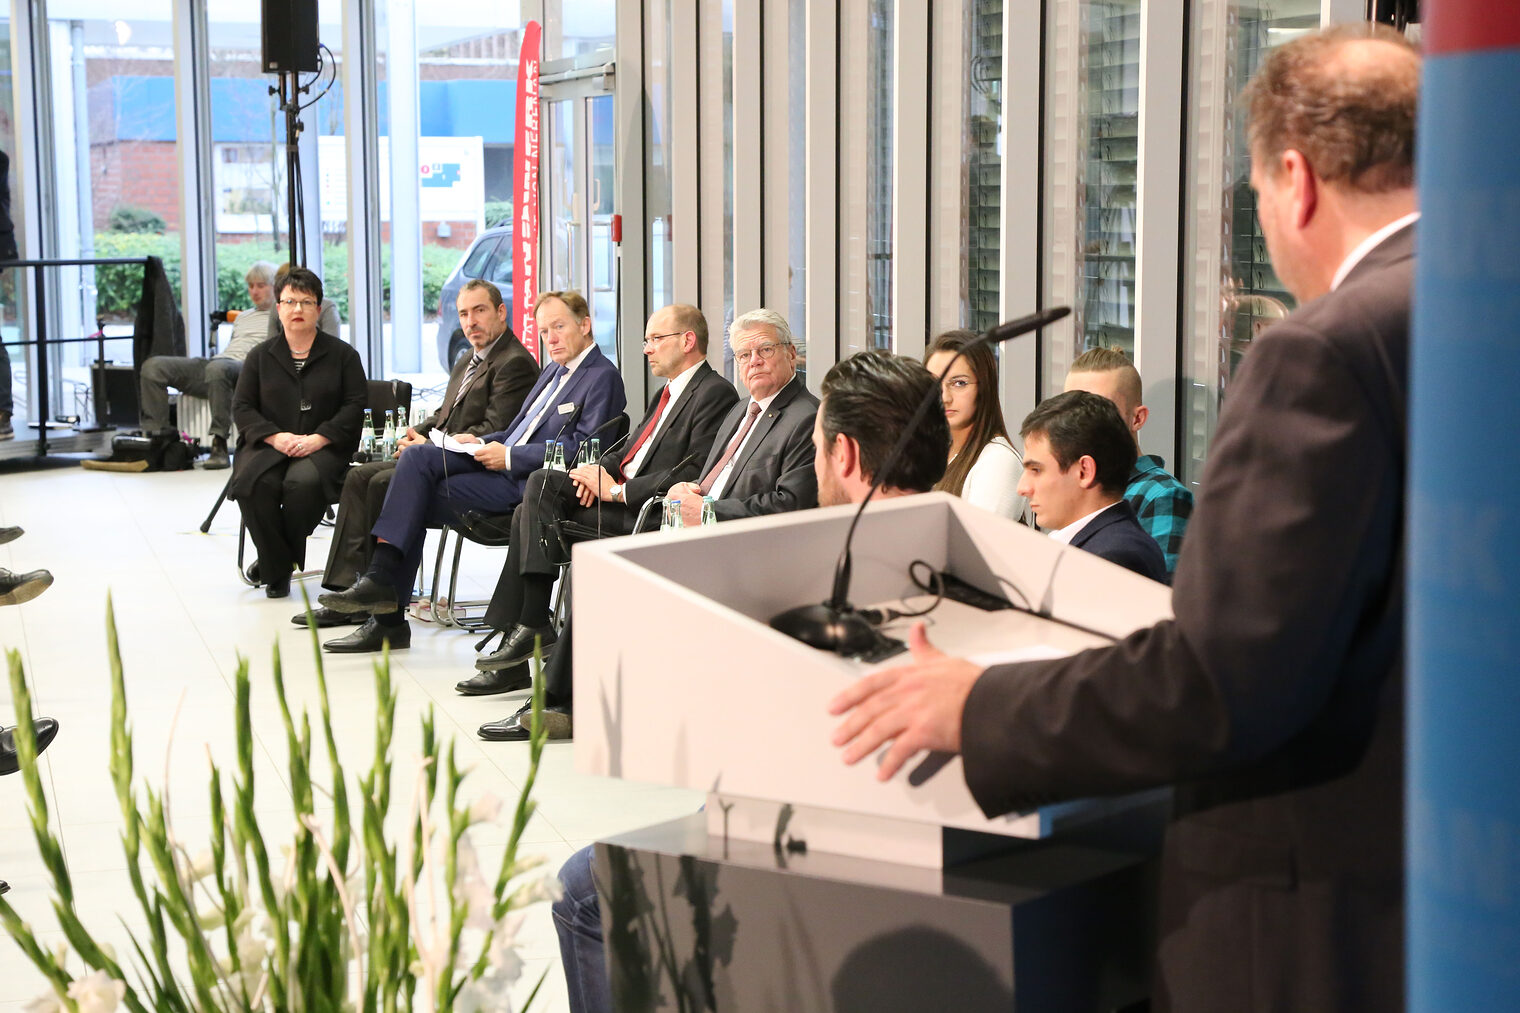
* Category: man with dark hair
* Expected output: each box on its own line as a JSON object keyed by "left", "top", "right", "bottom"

{"left": 813, "top": 350, "right": 948, "bottom": 506}
{"left": 461, "top": 303, "right": 738, "bottom": 702}
{"left": 1065, "top": 346, "right": 1193, "bottom": 576}
{"left": 310, "top": 278, "right": 538, "bottom": 649}
{"left": 1015, "top": 390, "right": 1165, "bottom": 581}
{"left": 319, "top": 289, "right": 626, "bottom": 648}
{"left": 832, "top": 25, "right": 1418, "bottom": 1011}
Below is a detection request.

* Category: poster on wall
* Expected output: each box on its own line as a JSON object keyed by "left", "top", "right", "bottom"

{"left": 512, "top": 20, "right": 542, "bottom": 361}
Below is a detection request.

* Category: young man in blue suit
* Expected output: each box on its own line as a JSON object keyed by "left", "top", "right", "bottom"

{"left": 319, "top": 290, "right": 627, "bottom": 649}
{"left": 1016, "top": 390, "right": 1167, "bottom": 583}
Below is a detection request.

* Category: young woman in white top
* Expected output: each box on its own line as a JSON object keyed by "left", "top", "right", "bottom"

{"left": 924, "top": 329, "right": 1031, "bottom": 524}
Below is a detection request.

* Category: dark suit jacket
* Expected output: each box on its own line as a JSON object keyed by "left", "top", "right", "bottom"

{"left": 959, "top": 224, "right": 1413, "bottom": 1013}
{"left": 229, "top": 330, "right": 368, "bottom": 502}
{"left": 423, "top": 332, "right": 538, "bottom": 437}
{"left": 482, "top": 344, "right": 627, "bottom": 479}
{"left": 701, "top": 375, "right": 820, "bottom": 521}
{"left": 1070, "top": 501, "right": 1167, "bottom": 583}
{"left": 617, "top": 362, "right": 740, "bottom": 508}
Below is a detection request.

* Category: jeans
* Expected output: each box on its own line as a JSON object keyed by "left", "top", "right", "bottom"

{"left": 139, "top": 355, "right": 242, "bottom": 437}
{"left": 553, "top": 845, "right": 612, "bottom": 1013}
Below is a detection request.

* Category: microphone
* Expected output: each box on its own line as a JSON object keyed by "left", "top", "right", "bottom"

{"left": 769, "top": 305, "right": 1071, "bottom": 657}
{"left": 624, "top": 451, "right": 698, "bottom": 534}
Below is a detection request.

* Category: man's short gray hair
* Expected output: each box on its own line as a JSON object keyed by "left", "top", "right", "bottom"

{"left": 729, "top": 308, "right": 795, "bottom": 347}
{"left": 246, "top": 260, "right": 277, "bottom": 286}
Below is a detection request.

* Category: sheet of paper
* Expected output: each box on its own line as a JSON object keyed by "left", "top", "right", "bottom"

{"left": 966, "top": 643, "right": 1072, "bottom": 668}
{"left": 429, "top": 429, "right": 488, "bottom": 457}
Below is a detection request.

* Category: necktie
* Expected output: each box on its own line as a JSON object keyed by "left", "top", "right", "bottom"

{"left": 619, "top": 385, "right": 672, "bottom": 479}
{"left": 502, "top": 367, "right": 564, "bottom": 446}
{"left": 434, "top": 353, "right": 482, "bottom": 430}
{"left": 698, "top": 401, "right": 763, "bottom": 494}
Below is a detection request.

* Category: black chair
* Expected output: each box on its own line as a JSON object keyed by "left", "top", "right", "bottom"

{"left": 426, "top": 412, "right": 632, "bottom": 631}
{"left": 201, "top": 379, "right": 413, "bottom": 586}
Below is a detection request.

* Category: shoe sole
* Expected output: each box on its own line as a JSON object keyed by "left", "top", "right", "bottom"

{"left": 474, "top": 642, "right": 556, "bottom": 672}
{"left": 292, "top": 613, "right": 370, "bottom": 629}
{"left": 455, "top": 673, "right": 533, "bottom": 696}
{"left": 323, "top": 640, "right": 410, "bottom": 654}
{"left": 317, "top": 593, "right": 399, "bottom": 615}
{"left": 0, "top": 574, "right": 53, "bottom": 606}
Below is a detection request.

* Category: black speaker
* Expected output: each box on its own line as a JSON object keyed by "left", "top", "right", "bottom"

{"left": 92, "top": 362, "right": 139, "bottom": 429}
{"left": 262, "top": 0, "right": 320, "bottom": 74}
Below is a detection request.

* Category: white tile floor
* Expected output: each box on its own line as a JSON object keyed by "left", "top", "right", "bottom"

{"left": 0, "top": 462, "right": 702, "bottom": 1011}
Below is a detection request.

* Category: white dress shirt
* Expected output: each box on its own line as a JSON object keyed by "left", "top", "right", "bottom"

{"left": 1048, "top": 501, "right": 1116, "bottom": 545}
{"left": 1330, "top": 211, "right": 1420, "bottom": 292}
{"left": 512, "top": 343, "right": 595, "bottom": 447}
{"left": 708, "top": 377, "right": 792, "bottom": 499}
{"left": 625, "top": 360, "right": 703, "bottom": 479}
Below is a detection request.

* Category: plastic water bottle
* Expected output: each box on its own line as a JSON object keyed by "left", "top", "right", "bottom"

{"left": 701, "top": 495, "right": 717, "bottom": 526}
{"left": 360, "top": 409, "right": 375, "bottom": 456}
{"left": 382, "top": 410, "right": 397, "bottom": 458}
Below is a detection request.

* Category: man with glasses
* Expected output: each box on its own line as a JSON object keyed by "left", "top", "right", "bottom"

{"left": 460, "top": 304, "right": 738, "bottom": 708}
{"left": 474, "top": 307, "right": 817, "bottom": 745}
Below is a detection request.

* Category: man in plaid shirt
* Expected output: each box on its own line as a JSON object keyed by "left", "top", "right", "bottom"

{"left": 1065, "top": 347, "right": 1193, "bottom": 578}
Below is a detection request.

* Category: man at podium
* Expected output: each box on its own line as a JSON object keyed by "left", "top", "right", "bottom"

{"left": 830, "top": 24, "right": 1418, "bottom": 1013}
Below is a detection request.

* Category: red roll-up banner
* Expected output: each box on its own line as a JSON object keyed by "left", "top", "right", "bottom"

{"left": 511, "top": 21, "right": 543, "bottom": 361}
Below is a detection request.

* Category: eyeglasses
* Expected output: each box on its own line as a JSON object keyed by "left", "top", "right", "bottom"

{"left": 941, "top": 377, "right": 976, "bottom": 393}
{"left": 643, "top": 331, "right": 682, "bottom": 348}
{"left": 279, "top": 298, "right": 319, "bottom": 310}
{"left": 734, "top": 342, "right": 786, "bottom": 365}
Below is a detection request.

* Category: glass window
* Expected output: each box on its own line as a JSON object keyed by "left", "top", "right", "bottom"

{"left": 1178, "top": 0, "right": 1318, "bottom": 485}
{"left": 965, "top": 0, "right": 1004, "bottom": 334}
{"left": 557, "top": 1, "right": 616, "bottom": 59}
{"left": 838, "top": 0, "right": 894, "bottom": 360}
{"left": 1042, "top": 0, "right": 1141, "bottom": 397}
{"left": 645, "top": 0, "right": 674, "bottom": 314}
{"left": 1, "top": 14, "right": 24, "bottom": 435}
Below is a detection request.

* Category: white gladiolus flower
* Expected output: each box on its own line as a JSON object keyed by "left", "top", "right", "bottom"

{"left": 187, "top": 849, "right": 216, "bottom": 882}
{"left": 453, "top": 837, "right": 496, "bottom": 930}
{"left": 49, "top": 940, "right": 69, "bottom": 970}
{"left": 65, "top": 970, "right": 126, "bottom": 1013}
{"left": 468, "top": 792, "right": 503, "bottom": 825}
{"left": 22, "top": 990, "right": 63, "bottom": 1013}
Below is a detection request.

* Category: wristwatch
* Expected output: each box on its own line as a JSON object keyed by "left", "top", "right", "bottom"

{"left": 609, "top": 483, "right": 625, "bottom": 503}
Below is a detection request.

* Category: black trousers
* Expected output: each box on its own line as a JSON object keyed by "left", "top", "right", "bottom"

{"left": 323, "top": 459, "right": 396, "bottom": 591}
{"left": 482, "top": 468, "right": 639, "bottom": 631}
{"left": 238, "top": 456, "right": 329, "bottom": 579}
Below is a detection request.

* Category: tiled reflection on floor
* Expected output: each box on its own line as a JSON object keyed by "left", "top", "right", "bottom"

{"left": 0, "top": 463, "right": 701, "bottom": 1010}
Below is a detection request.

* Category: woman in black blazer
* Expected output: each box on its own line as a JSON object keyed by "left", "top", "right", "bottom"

{"left": 230, "top": 266, "right": 366, "bottom": 597}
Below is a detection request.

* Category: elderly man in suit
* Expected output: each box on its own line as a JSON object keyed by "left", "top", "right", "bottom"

{"left": 319, "top": 289, "right": 626, "bottom": 650}
{"left": 309, "top": 279, "right": 539, "bottom": 651}
{"left": 459, "top": 303, "right": 738, "bottom": 697}
{"left": 1015, "top": 390, "right": 1166, "bottom": 582}
{"left": 831, "top": 24, "right": 1419, "bottom": 1013}
{"left": 474, "top": 307, "right": 818, "bottom": 744}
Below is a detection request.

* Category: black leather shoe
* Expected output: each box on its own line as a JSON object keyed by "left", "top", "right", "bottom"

{"left": 205, "top": 435, "right": 231, "bottom": 470}
{"left": 478, "top": 701, "right": 572, "bottom": 742}
{"left": 265, "top": 576, "right": 291, "bottom": 599}
{"left": 319, "top": 575, "right": 400, "bottom": 615}
{"left": 0, "top": 880, "right": 8, "bottom": 895}
{"left": 0, "top": 526, "right": 22, "bottom": 545}
{"left": 0, "top": 568, "right": 53, "bottom": 607}
{"left": 474, "top": 623, "right": 556, "bottom": 672}
{"left": 292, "top": 606, "right": 369, "bottom": 628}
{"left": 323, "top": 617, "right": 411, "bottom": 653}
{"left": 245, "top": 560, "right": 262, "bottom": 586}
{"left": 455, "top": 667, "right": 532, "bottom": 696}
{"left": 1, "top": 717, "right": 60, "bottom": 775}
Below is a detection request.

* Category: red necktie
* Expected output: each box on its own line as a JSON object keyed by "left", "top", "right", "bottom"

{"left": 619, "top": 385, "right": 671, "bottom": 478}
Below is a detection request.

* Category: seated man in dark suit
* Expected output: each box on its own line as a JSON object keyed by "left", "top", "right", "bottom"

{"left": 1016, "top": 390, "right": 1167, "bottom": 582}
{"left": 318, "top": 289, "right": 627, "bottom": 649}
{"left": 303, "top": 279, "right": 538, "bottom": 648}
{"left": 474, "top": 307, "right": 819, "bottom": 743}
{"left": 457, "top": 303, "right": 738, "bottom": 694}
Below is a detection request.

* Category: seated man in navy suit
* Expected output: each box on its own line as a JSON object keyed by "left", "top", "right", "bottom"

{"left": 1016, "top": 390, "right": 1166, "bottom": 582}
{"left": 318, "top": 289, "right": 627, "bottom": 648}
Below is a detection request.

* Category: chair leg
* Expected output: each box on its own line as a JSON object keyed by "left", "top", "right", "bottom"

{"left": 237, "top": 522, "right": 258, "bottom": 586}
{"left": 202, "top": 475, "right": 233, "bottom": 533}
{"left": 551, "top": 564, "right": 571, "bottom": 634}
{"left": 426, "top": 527, "right": 451, "bottom": 625}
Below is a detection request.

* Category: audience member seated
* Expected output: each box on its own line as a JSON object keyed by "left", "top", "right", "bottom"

{"left": 305, "top": 279, "right": 537, "bottom": 644}
{"left": 229, "top": 266, "right": 367, "bottom": 599}
{"left": 458, "top": 303, "right": 737, "bottom": 696}
{"left": 1017, "top": 390, "right": 1167, "bottom": 582}
{"left": 317, "top": 289, "right": 626, "bottom": 650}
{"left": 1064, "top": 346, "right": 1193, "bottom": 576}
{"left": 474, "top": 307, "right": 817, "bottom": 744}
{"left": 138, "top": 260, "right": 277, "bottom": 469}
{"left": 549, "top": 349, "right": 945, "bottom": 1013}
{"left": 923, "top": 329, "right": 1029, "bottom": 522}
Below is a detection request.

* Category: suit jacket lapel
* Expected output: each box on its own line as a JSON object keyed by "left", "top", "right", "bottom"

{"left": 1070, "top": 503, "right": 1123, "bottom": 549}
{"left": 644, "top": 362, "right": 712, "bottom": 454}
{"left": 726, "top": 376, "right": 797, "bottom": 478}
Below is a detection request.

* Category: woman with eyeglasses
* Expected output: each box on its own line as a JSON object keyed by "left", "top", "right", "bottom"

{"left": 230, "top": 265, "right": 367, "bottom": 597}
{"left": 924, "top": 329, "right": 1030, "bottom": 524}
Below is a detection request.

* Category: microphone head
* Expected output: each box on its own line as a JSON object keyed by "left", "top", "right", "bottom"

{"left": 769, "top": 602, "right": 880, "bottom": 657}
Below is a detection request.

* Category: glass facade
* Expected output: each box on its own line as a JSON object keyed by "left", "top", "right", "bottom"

{"left": 965, "top": 0, "right": 1004, "bottom": 334}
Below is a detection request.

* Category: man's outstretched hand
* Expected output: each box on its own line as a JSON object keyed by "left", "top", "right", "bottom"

{"left": 828, "top": 622, "right": 985, "bottom": 781}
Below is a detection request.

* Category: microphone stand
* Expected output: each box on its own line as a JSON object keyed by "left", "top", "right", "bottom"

{"left": 768, "top": 306, "right": 1071, "bottom": 656}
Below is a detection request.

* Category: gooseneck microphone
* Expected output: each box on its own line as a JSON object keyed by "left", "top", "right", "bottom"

{"left": 769, "top": 305, "right": 1071, "bottom": 657}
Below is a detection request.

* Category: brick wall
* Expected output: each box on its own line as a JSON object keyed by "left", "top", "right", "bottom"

{"left": 91, "top": 141, "right": 181, "bottom": 230}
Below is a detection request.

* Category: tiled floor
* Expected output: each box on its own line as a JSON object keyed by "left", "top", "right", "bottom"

{"left": 0, "top": 461, "right": 702, "bottom": 1012}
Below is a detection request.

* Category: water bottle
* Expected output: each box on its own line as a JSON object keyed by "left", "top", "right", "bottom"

{"left": 544, "top": 441, "right": 559, "bottom": 470}
{"left": 662, "top": 498, "right": 684, "bottom": 531}
{"left": 701, "top": 495, "right": 717, "bottom": 526}
{"left": 552, "top": 441, "right": 567, "bottom": 471}
{"left": 586, "top": 437, "right": 601, "bottom": 466}
{"left": 360, "top": 409, "right": 375, "bottom": 456}
{"left": 382, "top": 410, "right": 397, "bottom": 458}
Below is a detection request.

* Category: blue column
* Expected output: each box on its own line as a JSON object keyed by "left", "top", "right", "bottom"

{"left": 1408, "top": 9, "right": 1520, "bottom": 1010}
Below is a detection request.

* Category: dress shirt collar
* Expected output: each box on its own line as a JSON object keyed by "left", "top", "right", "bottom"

{"left": 747, "top": 374, "right": 794, "bottom": 415}
{"left": 1330, "top": 211, "right": 1420, "bottom": 292}
{"left": 558, "top": 341, "right": 595, "bottom": 377}
{"left": 1048, "top": 501, "right": 1117, "bottom": 545}
{"left": 660, "top": 359, "right": 704, "bottom": 407}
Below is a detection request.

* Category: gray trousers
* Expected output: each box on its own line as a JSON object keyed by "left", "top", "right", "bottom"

{"left": 139, "top": 355, "right": 242, "bottom": 437}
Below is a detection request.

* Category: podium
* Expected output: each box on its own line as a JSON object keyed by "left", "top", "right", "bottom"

{"left": 574, "top": 493, "right": 1174, "bottom": 1010}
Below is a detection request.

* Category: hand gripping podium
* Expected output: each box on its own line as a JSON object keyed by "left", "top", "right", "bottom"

{"left": 574, "top": 493, "right": 1174, "bottom": 1011}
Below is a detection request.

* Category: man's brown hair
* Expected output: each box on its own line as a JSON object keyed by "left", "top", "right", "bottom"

{"left": 663, "top": 303, "right": 710, "bottom": 354}
{"left": 1069, "top": 346, "right": 1143, "bottom": 415}
{"left": 533, "top": 289, "right": 591, "bottom": 324}
{"left": 460, "top": 278, "right": 504, "bottom": 310}
{"left": 1244, "top": 23, "right": 1419, "bottom": 194}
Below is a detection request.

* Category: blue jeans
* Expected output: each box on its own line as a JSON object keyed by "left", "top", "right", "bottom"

{"left": 553, "top": 845, "right": 612, "bottom": 1013}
